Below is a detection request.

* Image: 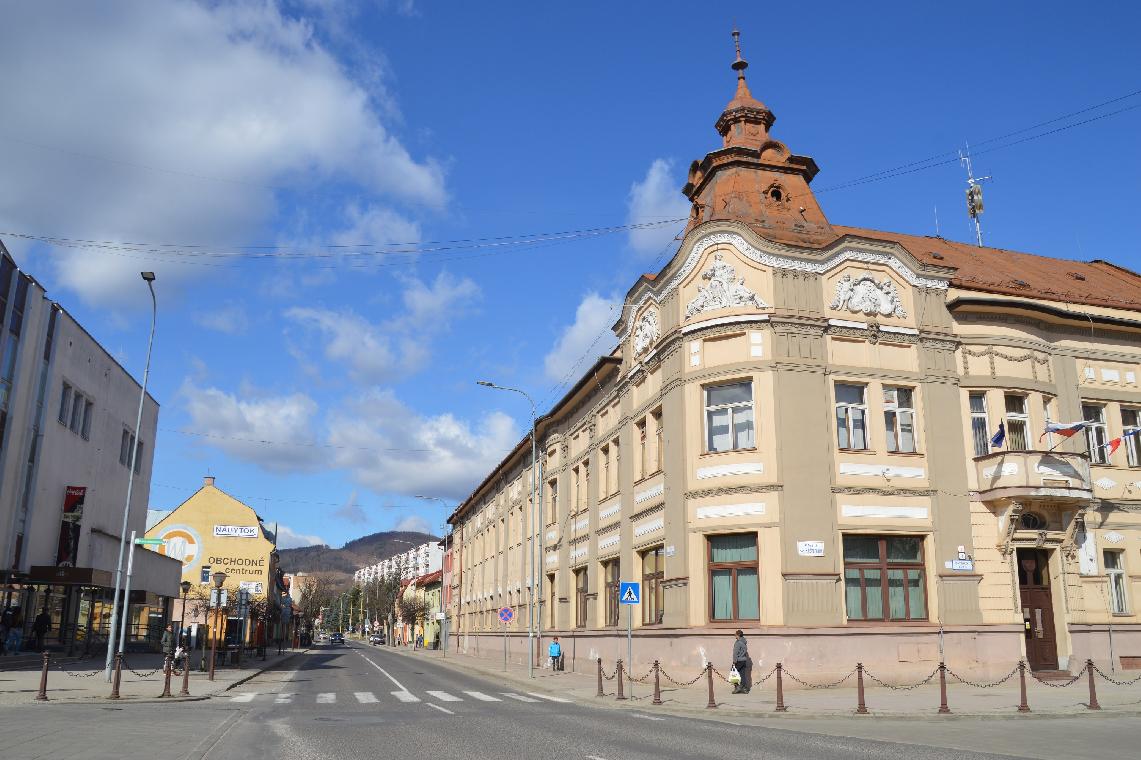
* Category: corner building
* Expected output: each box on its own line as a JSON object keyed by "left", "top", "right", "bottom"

{"left": 448, "top": 41, "right": 1141, "bottom": 679}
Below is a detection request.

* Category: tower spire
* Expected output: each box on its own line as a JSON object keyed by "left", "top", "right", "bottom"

{"left": 715, "top": 27, "right": 773, "bottom": 148}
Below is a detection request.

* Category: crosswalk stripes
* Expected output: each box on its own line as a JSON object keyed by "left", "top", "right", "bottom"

{"left": 425, "top": 690, "right": 462, "bottom": 702}
{"left": 391, "top": 691, "right": 420, "bottom": 703}
{"left": 463, "top": 691, "right": 501, "bottom": 702}
{"left": 316, "top": 693, "right": 336, "bottom": 704}
{"left": 274, "top": 693, "right": 294, "bottom": 704}
{"left": 354, "top": 692, "right": 379, "bottom": 704}
{"left": 230, "top": 692, "right": 257, "bottom": 703}
{"left": 527, "top": 692, "right": 571, "bottom": 703}
{"left": 226, "top": 689, "right": 570, "bottom": 706}
{"left": 502, "top": 693, "right": 540, "bottom": 703}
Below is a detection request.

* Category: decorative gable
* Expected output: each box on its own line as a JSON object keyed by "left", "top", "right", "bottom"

{"left": 685, "top": 253, "right": 767, "bottom": 319}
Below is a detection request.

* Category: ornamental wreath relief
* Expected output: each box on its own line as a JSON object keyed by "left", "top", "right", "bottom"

{"left": 830, "top": 273, "right": 907, "bottom": 318}
{"left": 633, "top": 310, "right": 660, "bottom": 356}
{"left": 685, "top": 253, "right": 767, "bottom": 319}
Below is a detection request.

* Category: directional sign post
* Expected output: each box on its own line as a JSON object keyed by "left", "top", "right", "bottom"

{"left": 619, "top": 582, "right": 640, "bottom": 694}
{"left": 498, "top": 607, "right": 513, "bottom": 672}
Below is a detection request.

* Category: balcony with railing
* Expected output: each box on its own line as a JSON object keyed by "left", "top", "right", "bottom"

{"left": 973, "top": 450, "right": 1092, "bottom": 502}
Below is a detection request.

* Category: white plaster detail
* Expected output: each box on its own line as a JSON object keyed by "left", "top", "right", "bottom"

{"left": 880, "top": 325, "right": 919, "bottom": 335}
{"left": 634, "top": 483, "right": 664, "bottom": 504}
{"left": 695, "top": 503, "right": 766, "bottom": 519}
{"left": 1078, "top": 529, "right": 1098, "bottom": 576}
{"left": 633, "top": 309, "right": 660, "bottom": 356}
{"left": 545, "top": 553, "right": 558, "bottom": 566}
{"left": 1083, "top": 366, "right": 1096, "bottom": 381}
{"left": 682, "top": 314, "right": 770, "bottom": 335}
{"left": 569, "top": 547, "right": 587, "bottom": 563}
{"left": 1102, "top": 368, "right": 1121, "bottom": 383}
{"left": 841, "top": 504, "right": 929, "bottom": 519}
{"left": 546, "top": 530, "right": 557, "bottom": 542}
{"left": 830, "top": 273, "right": 907, "bottom": 318}
{"left": 749, "top": 331, "right": 764, "bottom": 358}
{"left": 598, "top": 534, "right": 621, "bottom": 552}
{"left": 982, "top": 463, "right": 1019, "bottom": 478}
{"left": 689, "top": 341, "right": 701, "bottom": 367}
{"left": 599, "top": 502, "right": 621, "bottom": 520}
{"left": 573, "top": 517, "right": 590, "bottom": 532}
{"left": 828, "top": 318, "right": 867, "bottom": 329}
{"left": 839, "top": 463, "right": 925, "bottom": 479}
{"left": 696, "top": 462, "right": 764, "bottom": 480}
{"left": 633, "top": 517, "right": 664, "bottom": 538}
{"left": 1095, "top": 477, "right": 1118, "bottom": 490}
{"left": 1127, "top": 372, "right": 1137, "bottom": 385}
{"left": 685, "top": 253, "right": 767, "bottom": 319}
{"left": 1104, "top": 531, "right": 1125, "bottom": 544}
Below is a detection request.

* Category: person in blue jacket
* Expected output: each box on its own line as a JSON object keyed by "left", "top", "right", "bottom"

{"left": 548, "top": 636, "right": 562, "bottom": 671}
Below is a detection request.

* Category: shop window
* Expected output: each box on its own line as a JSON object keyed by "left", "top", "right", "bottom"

{"left": 708, "top": 534, "right": 759, "bottom": 621}
{"left": 602, "top": 559, "right": 620, "bottom": 627}
{"left": 574, "top": 568, "right": 588, "bottom": 628}
{"left": 642, "top": 546, "right": 665, "bottom": 625}
{"left": 843, "top": 535, "right": 927, "bottom": 621}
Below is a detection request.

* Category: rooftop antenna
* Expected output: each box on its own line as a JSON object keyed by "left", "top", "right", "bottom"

{"left": 960, "top": 143, "right": 991, "bottom": 247}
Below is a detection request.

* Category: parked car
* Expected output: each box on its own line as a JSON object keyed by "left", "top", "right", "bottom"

{"left": 368, "top": 634, "right": 385, "bottom": 645}
{"left": 329, "top": 632, "right": 345, "bottom": 645}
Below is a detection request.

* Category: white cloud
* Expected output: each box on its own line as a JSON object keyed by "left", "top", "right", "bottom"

{"left": 333, "top": 490, "right": 368, "bottom": 525}
{"left": 284, "top": 306, "right": 403, "bottom": 382}
{"left": 0, "top": 1, "right": 445, "bottom": 306}
{"left": 395, "top": 514, "right": 432, "bottom": 534}
{"left": 543, "top": 292, "right": 619, "bottom": 382}
{"left": 180, "top": 380, "right": 323, "bottom": 473}
{"left": 193, "top": 303, "right": 250, "bottom": 335}
{"left": 276, "top": 524, "right": 327, "bottom": 549}
{"left": 627, "top": 159, "right": 689, "bottom": 256}
{"left": 327, "top": 389, "right": 519, "bottom": 499}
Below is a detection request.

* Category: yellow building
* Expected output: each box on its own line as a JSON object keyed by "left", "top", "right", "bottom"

{"left": 145, "top": 476, "right": 283, "bottom": 645}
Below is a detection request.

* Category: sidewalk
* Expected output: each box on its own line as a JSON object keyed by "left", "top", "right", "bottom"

{"left": 0, "top": 648, "right": 306, "bottom": 705}
{"left": 384, "top": 645, "right": 1141, "bottom": 718}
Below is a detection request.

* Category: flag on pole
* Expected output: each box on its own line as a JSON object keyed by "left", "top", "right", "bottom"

{"left": 990, "top": 421, "right": 1006, "bottom": 448}
{"left": 1039, "top": 421, "right": 1089, "bottom": 441}
{"left": 1102, "top": 428, "right": 1141, "bottom": 456}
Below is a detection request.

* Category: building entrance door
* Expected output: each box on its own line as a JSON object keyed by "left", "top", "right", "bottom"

{"left": 1016, "top": 548, "right": 1058, "bottom": 671}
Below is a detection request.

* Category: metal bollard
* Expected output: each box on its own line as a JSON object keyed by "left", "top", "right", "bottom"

{"left": 159, "top": 656, "right": 173, "bottom": 698}
{"left": 180, "top": 655, "right": 191, "bottom": 697}
{"left": 937, "top": 662, "right": 950, "bottom": 714}
{"left": 35, "top": 651, "right": 50, "bottom": 701}
{"left": 108, "top": 653, "right": 123, "bottom": 700}
{"left": 1017, "top": 661, "right": 1030, "bottom": 713}
{"left": 616, "top": 660, "right": 626, "bottom": 700}
{"left": 1086, "top": 659, "right": 1100, "bottom": 711}
{"left": 855, "top": 663, "right": 868, "bottom": 714}
{"left": 775, "top": 662, "right": 787, "bottom": 712}
{"left": 596, "top": 658, "right": 604, "bottom": 697}
{"left": 705, "top": 663, "right": 716, "bottom": 709}
{"left": 652, "top": 660, "right": 662, "bottom": 706}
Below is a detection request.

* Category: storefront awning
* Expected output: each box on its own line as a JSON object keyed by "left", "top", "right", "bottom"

{"left": 26, "top": 565, "right": 113, "bottom": 586}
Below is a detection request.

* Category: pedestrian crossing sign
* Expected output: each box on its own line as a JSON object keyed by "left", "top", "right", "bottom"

{"left": 619, "top": 582, "right": 640, "bottom": 605}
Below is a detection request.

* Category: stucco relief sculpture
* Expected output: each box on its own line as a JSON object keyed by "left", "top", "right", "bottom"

{"left": 684, "top": 253, "right": 766, "bottom": 319}
{"left": 830, "top": 273, "right": 907, "bottom": 318}
{"left": 632, "top": 309, "right": 660, "bottom": 356}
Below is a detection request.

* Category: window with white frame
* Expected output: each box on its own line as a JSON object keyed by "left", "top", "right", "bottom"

{"left": 969, "top": 392, "right": 990, "bottom": 457}
{"left": 68, "top": 391, "right": 84, "bottom": 433}
{"left": 835, "top": 383, "right": 868, "bottom": 450}
{"left": 883, "top": 386, "right": 917, "bottom": 453}
{"left": 1083, "top": 403, "right": 1109, "bottom": 464}
{"left": 1122, "top": 408, "right": 1141, "bottom": 467}
{"left": 705, "top": 381, "right": 754, "bottom": 453}
{"left": 1004, "top": 394, "right": 1030, "bottom": 450}
{"left": 1104, "top": 550, "right": 1128, "bottom": 613}
{"left": 58, "top": 382, "right": 72, "bottom": 425}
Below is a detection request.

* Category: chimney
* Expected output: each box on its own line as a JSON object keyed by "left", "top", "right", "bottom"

{"left": 204, "top": 476, "right": 215, "bottom": 487}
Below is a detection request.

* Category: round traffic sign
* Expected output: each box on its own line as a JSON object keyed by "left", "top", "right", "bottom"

{"left": 498, "top": 606, "right": 514, "bottom": 623}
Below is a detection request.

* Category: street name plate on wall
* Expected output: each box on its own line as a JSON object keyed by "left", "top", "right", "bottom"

{"left": 797, "top": 541, "right": 825, "bottom": 557}
{"left": 214, "top": 525, "right": 259, "bottom": 538}
{"left": 945, "top": 559, "right": 975, "bottom": 571}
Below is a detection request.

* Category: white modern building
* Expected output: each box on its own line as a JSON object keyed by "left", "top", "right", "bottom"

{"left": 354, "top": 541, "right": 442, "bottom": 584}
{"left": 0, "top": 240, "right": 180, "bottom": 653}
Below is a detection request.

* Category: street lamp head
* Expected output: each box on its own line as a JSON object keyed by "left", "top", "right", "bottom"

{"left": 212, "top": 571, "right": 227, "bottom": 588}
{"left": 180, "top": 580, "right": 192, "bottom": 594}
{"left": 140, "top": 271, "right": 156, "bottom": 282}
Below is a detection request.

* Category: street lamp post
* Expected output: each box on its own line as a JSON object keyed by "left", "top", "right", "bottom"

{"left": 477, "top": 380, "right": 539, "bottom": 679}
{"left": 105, "top": 271, "right": 157, "bottom": 681}
{"left": 208, "top": 571, "right": 227, "bottom": 681}
{"left": 177, "top": 580, "right": 191, "bottom": 653}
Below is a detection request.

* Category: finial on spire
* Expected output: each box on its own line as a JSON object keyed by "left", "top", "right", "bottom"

{"left": 731, "top": 27, "right": 748, "bottom": 78}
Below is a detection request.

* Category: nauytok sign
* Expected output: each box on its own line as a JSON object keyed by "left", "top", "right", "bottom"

{"left": 213, "top": 525, "right": 259, "bottom": 538}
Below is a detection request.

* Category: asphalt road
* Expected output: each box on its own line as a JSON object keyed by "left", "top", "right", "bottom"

{"left": 1, "top": 641, "right": 1135, "bottom": 760}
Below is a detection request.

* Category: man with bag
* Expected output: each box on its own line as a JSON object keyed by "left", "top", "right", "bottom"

{"left": 731, "top": 629, "right": 751, "bottom": 694}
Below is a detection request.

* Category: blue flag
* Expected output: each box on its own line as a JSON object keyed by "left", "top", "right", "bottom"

{"left": 990, "top": 421, "right": 1006, "bottom": 448}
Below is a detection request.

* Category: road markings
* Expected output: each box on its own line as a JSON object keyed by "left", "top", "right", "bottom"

{"left": 586, "top": 756, "right": 612, "bottom": 760}
{"left": 354, "top": 692, "right": 379, "bottom": 704}
{"left": 463, "top": 691, "right": 501, "bottom": 702}
{"left": 355, "top": 650, "right": 409, "bottom": 692}
{"left": 527, "top": 692, "right": 572, "bottom": 703}
{"left": 631, "top": 714, "right": 664, "bottom": 721}
{"left": 391, "top": 690, "right": 420, "bottom": 703}
{"left": 425, "top": 690, "right": 462, "bottom": 702}
{"left": 426, "top": 703, "right": 454, "bottom": 715}
{"left": 230, "top": 692, "right": 257, "bottom": 703}
{"left": 274, "top": 693, "right": 294, "bottom": 704}
{"left": 502, "top": 693, "right": 540, "bottom": 702}
{"left": 316, "top": 693, "right": 336, "bottom": 704}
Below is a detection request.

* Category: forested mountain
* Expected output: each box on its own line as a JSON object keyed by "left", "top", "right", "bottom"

{"left": 278, "top": 530, "right": 438, "bottom": 589}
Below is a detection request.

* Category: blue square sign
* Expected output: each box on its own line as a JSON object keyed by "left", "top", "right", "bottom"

{"left": 619, "top": 581, "right": 640, "bottom": 605}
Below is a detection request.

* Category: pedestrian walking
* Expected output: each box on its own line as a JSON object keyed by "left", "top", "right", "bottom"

{"left": 730, "top": 629, "right": 751, "bottom": 694}
{"left": 548, "top": 636, "right": 562, "bottom": 671}
{"left": 6, "top": 612, "right": 23, "bottom": 654}
{"left": 33, "top": 609, "right": 51, "bottom": 652}
{"left": 161, "top": 624, "right": 175, "bottom": 658}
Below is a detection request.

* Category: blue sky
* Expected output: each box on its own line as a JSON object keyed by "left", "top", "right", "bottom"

{"left": 1, "top": 1, "right": 1138, "bottom": 549}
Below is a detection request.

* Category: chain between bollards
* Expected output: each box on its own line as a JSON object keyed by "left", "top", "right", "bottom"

{"left": 1017, "top": 660, "right": 1030, "bottom": 712}
{"left": 705, "top": 663, "right": 717, "bottom": 709}
{"left": 775, "top": 662, "right": 787, "bottom": 712}
{"left": 937, "top": 661, "right": 950, "bottom": 714}
{"left": 108, "top": 653, "right": 123, "bottom": 700}
{"left": 652, "top": 660, "right": 662, "bottom": 705}
{"left": 35, "top": 651, "right": 50, "bottom": 701}
{"left": 855, "top": 662, "right": 868, "bottom": 714}
{"left": 1086, "top": 659, "right": 1100, "bottom": 710}
{"left": 159, "top": 656, "right": 173, "bottom": 698}
{"left": 616, "top": 660, "right": 626, "bottom": 700}
{"left": 180, "top": 654, "right": 191, "bottom": 696}
{"left": 596, "top": 657, "right": 603, "bottom": 697}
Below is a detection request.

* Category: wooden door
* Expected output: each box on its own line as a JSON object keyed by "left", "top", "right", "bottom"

{"left": 1017, "top": 549, "right": 1058, "bottom": 671}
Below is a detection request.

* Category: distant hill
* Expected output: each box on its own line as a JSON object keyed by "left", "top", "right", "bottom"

{"left": 278, "top": 530, "right": 439, "bottom": 590}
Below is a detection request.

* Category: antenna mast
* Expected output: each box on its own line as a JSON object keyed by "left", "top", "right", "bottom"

{"left": 960, "top": 144, "right": 991, "bottom": 247}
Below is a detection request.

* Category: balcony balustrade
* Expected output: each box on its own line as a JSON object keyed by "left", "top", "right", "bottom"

{"left": 974, "top": 450, "right": 1091, "bottom": 502}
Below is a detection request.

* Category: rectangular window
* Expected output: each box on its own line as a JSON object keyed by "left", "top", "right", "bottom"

{"left": 582, "top": 461, "right": 590, "bottom": 508}
{"left": 652, "top": 409, "right": 664, "bottom": 473}
{"left": 134, "top": 441, "right": 143, "bottom": 474}
{"left": 835, "top": 383, "right": 868, "bottom": 450}
{"left": 636, "top": 420, "right": 647, "bottom": 478}
{"left": 705, "top": 382, "right": 755, "bottom": 453}
{"left": 81, "top": 399, "right": 93, "bottom": 440}
{"left": 574, "top": 568, "right": 588, "bottom": 628}
{"left": 548, "top": 574, "right": 557, "bottom": 629}
{"left": 1105, "top": 551, "right": 1128, "bottom": 614}
{"left": 547, "top": 479, "right": 558, "bottom": 524}
{"left": 603, "top": 559, "right": 620, "bottom": 627}
{"left": 642, "top": 546, "right": 665, "bottom": 625}
{"left": 969, "top": 392, "right": 990, "bottom": 457}
{"left": 58, "top": 382, "right": 72, "bottom": 425}
{"left": 573, "top": 467, "right": 581, "bottom": 510}
{"left": 120, "top": 430, "right": 132, "bottom": 466}
{"left": 1083, "top": 404, "right": 1109, "bottom": 464}
{"left": 1123, "top": 408, "right": 1141, "bottom": 467}
{"left": 1004, "top": 394, "right": 1029, "bottom": 450}
{"left": 708, "top": 534, "right": 759, "bottom": 621}
{"left": 69, "top": 392, "right": 84, "bottom": 433}
{"left": 843, "top": 535, "right": 927, "bottom": 621}
{"left": 200, "top": 565, "right": 212, "bottom": 584}
{"left": 601, "top": 445, "right": 610, "bottom": 498}
{"left": 883, "top": 386, "right": 917, "bottom": 453}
